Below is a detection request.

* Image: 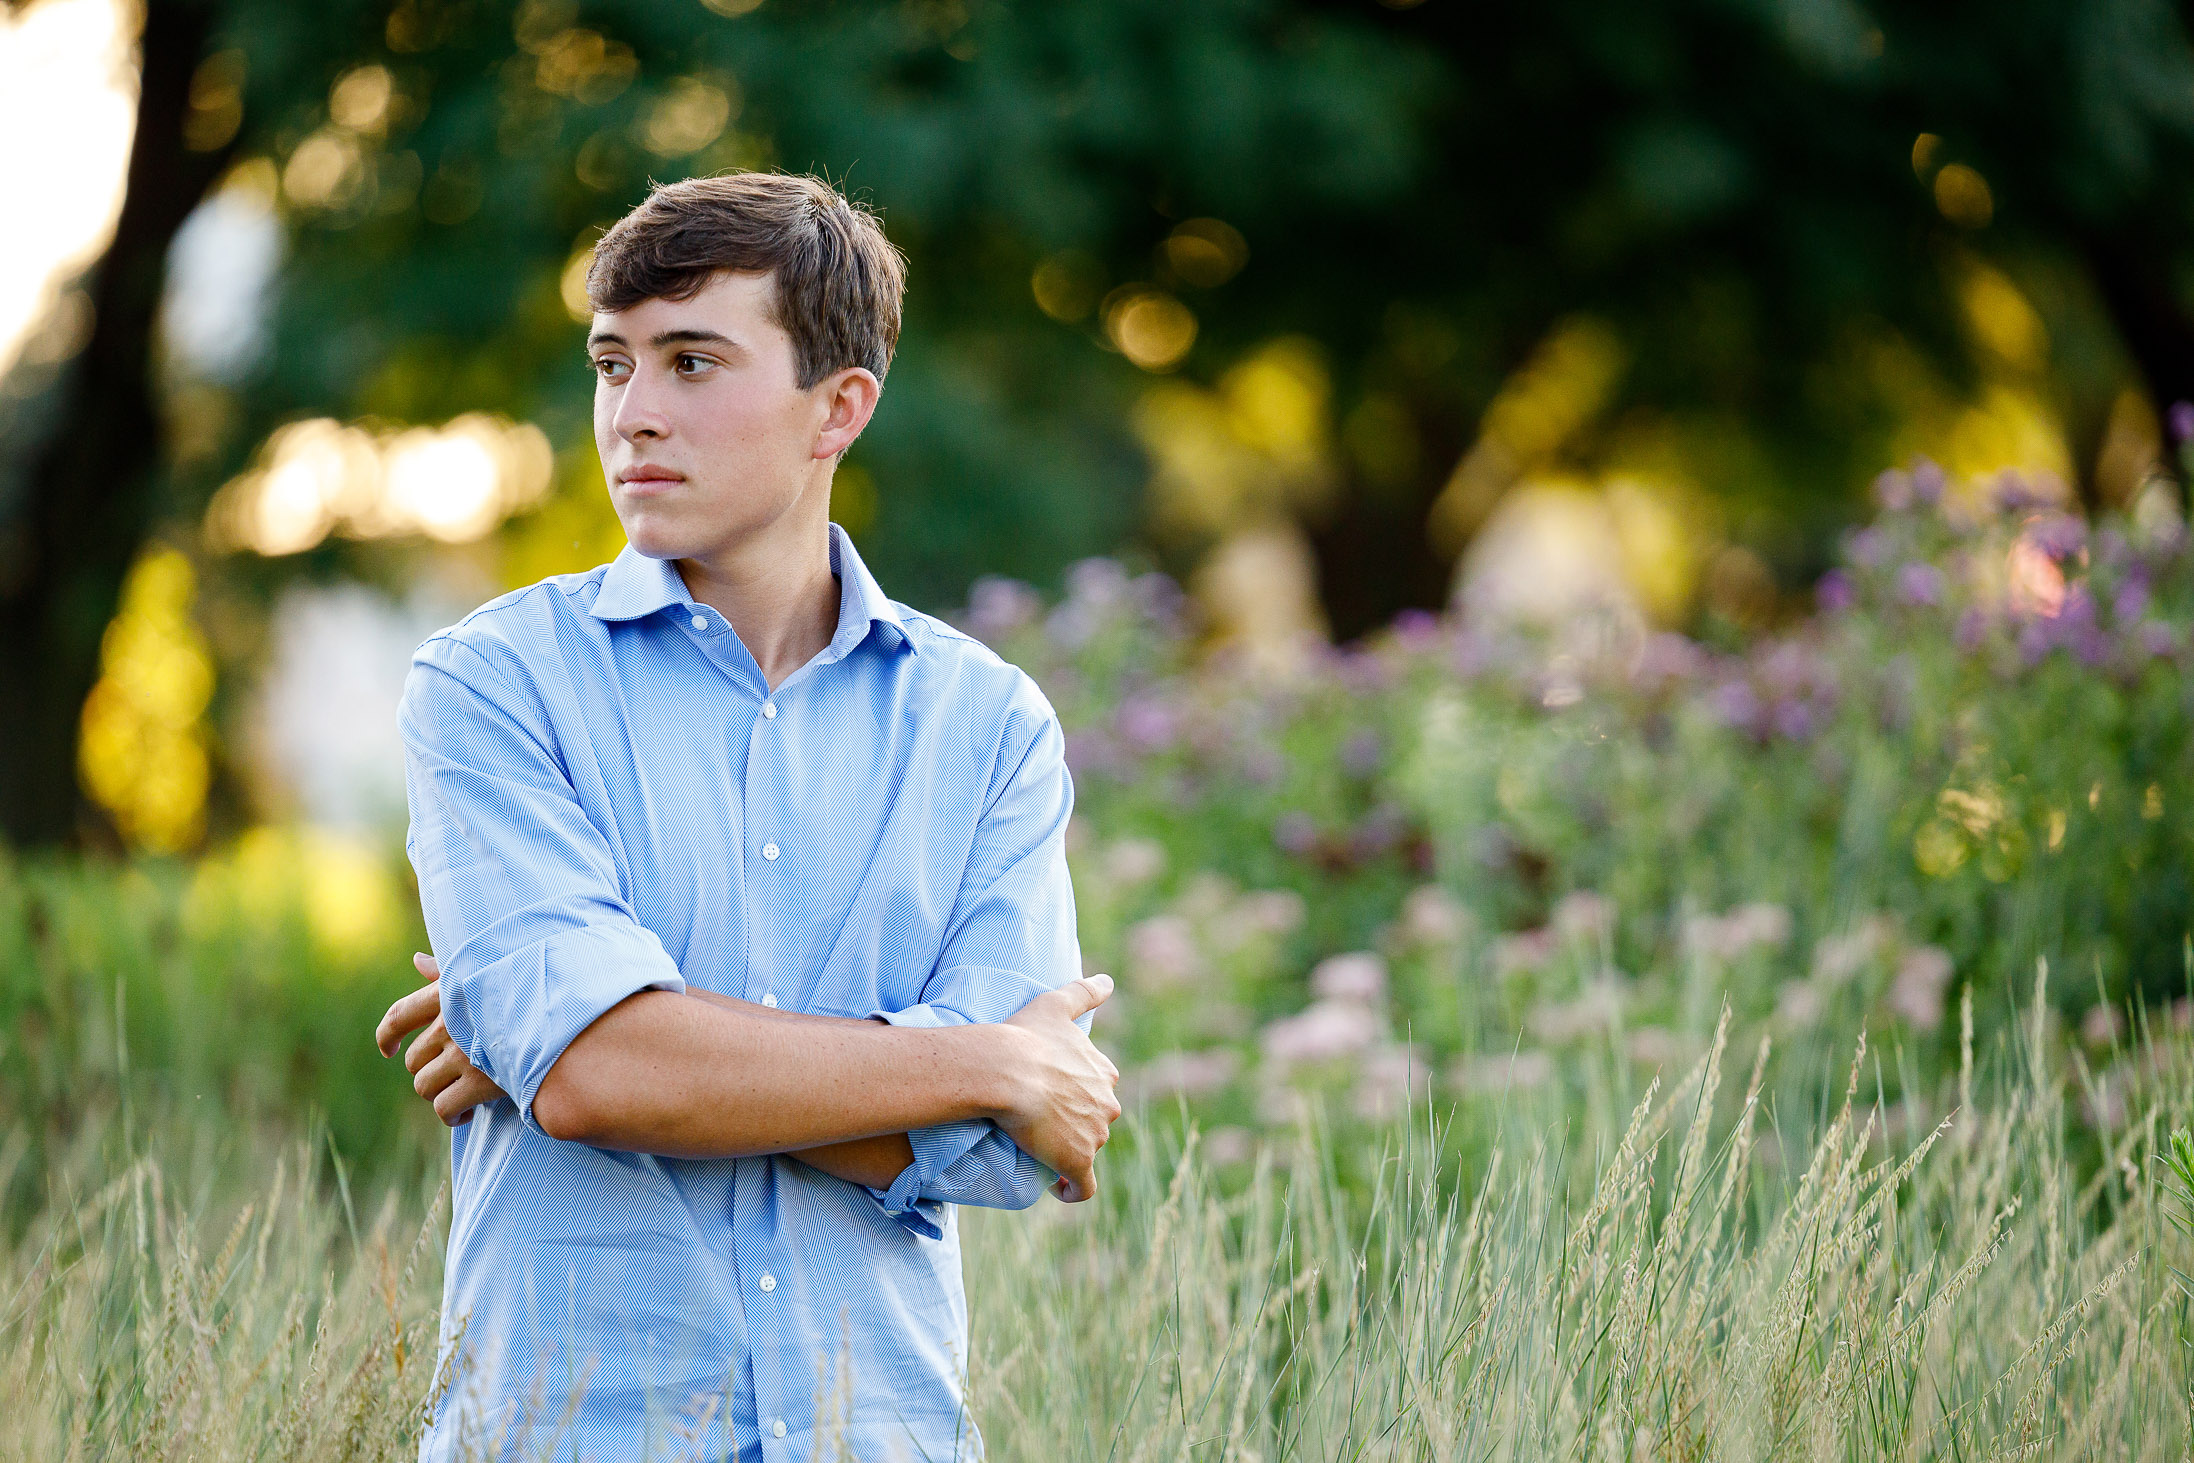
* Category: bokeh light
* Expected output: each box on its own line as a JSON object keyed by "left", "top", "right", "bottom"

{"left": 204, "top": 414, "right": 555, "bottom": 555}
{"left": 1162, "top": 219, "right": 1249, "bottom": 288}
{"left": 1105, "top": 287, "right": 1198, "bottom": 372}
{"left": 77, "top": 544, "right": 215, "bottom": 854}
{"left": 0, "top": 0, "right": 136, "bottom": 377}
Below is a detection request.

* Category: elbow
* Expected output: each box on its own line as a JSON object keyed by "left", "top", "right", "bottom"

{"left": 532, "top": 1062, "right": 598, "bottom": 1143}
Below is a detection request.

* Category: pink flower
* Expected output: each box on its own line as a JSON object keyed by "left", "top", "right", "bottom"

{"left": 1685, "top": 903, "right": 1794, "bottom": 961}
{"left": 1210, "top": 889, "right": 1305, "bottom": 952}
{"left": 1399, "top": 885, "right": 1467, "bottom": 947}
{"left": 1492, "top": 928, "right": 1557, "bottom": 976}
{"left": 1126, "top": 915, "right": 1205, "bottom": 989}
{"left": 1528, "top": 979, "right": 1625, "bottom": 1043}
{"left": 1813, "top": 916, "right": 1893, "bottom": 985}
{"left": 1125, "top": 1048, "right": 1241, "bottom": 1104}
{"left": 1447, "top": 1049, "right": 1556, "bottom": 1095}
{"left": 1888, "top": 945, "right": 1953, "bottom": 1030}
{"left": 1102, "top": 837, "right": 1167, "bottom": 888}
{"left": 1352, "top": 1043, "right": 1431, "bottom": 1121}
{"left": 1776, "top": 980, "right": 1825, "bottom": 1028}
{"left": 1626, "top": 1027, "right": 1686, "bottom": 1068}
{"left": 2081, "top": 1004, "right": 2124, "bottom": 1047}
{"left": 1261, "top": 1001, "right": 1381, "bottom": 1067}
{"left": 1551, "top": 891, "right": 1615, "bottom": 941}
{"left": 1311, "top": 952, "right": 1387, "bottom": 1004}
{"left": 1203, "top": 1126, "right": 1255, "bottom": 1166}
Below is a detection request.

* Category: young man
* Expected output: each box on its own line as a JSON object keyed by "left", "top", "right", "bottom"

{"left": 373, "top": 172, "right": 1121, "bottom": 1462}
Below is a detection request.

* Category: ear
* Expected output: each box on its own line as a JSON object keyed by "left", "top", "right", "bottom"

{"left": 812, "top": 367, "right": 882, "bottom": 460}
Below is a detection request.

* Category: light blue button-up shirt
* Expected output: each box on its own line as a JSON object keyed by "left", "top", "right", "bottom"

{"left": 399, "top": 523, "right": 1081, "bottom": 1462}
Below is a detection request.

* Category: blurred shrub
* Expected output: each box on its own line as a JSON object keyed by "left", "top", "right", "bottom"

{"left": 0, "top": 828, "right": 433, "bottom": 1207}
{"left": 964, "top": 464, "right": 2194, "bottom": 1150}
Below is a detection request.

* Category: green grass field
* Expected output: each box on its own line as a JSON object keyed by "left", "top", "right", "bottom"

{"left": 7, "top": 979, "right": 2194, "bottom": 1459}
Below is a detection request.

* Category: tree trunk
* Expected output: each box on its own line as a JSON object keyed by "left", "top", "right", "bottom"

{"left": 0, "top": 0, "right": 229, "bottom": 847}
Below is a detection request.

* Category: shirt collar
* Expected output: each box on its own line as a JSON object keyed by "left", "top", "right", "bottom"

{"left": 588, "top": 523, "right": 916, "bottom": 656}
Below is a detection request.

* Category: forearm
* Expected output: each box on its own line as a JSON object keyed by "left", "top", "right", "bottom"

{"left": 531, "top": 987, "right": 1011, "bottom": 1159}
{"left": 674, "top": 987, "right": 918, "bottom": 1184}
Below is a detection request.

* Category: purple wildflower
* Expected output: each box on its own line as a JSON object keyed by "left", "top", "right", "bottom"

{"left": 1349, "top": 804, "right": 1408, "bottom": 860}
{"left": 1846, "top": 525, "right": 1892, "bottom": 568}
{"left": 1771, "top": 698, "right": 1819, "bottom": 741}
{"left": 1873, "top": 469, "right": 1914, "bottom": 512}
{"left": 1115, "top": 694, "right": 1179, "bottom": 754}
{"left": 1273, "top": 812, "right": 1319, "bottom": 857}
{"left": 2027, "top": 513, "right": 2088, "bottom": 562}
{"left": 1895, "top": 561, "right": 1946, "bottom": 608}
{"left": 962, "top": 576, "right": 1043, "bottom": 642}
{"left": 1911, "top": 458, "right": 1946, "bottom": 505}
{"left": 2170, "top": 401, "right": 2194, "bottom": 444}
{"left": 1340, "top": 729, "right": 1384, "bottom": 778}
{"left": 1711, "top": 679, "right": 1763, "bottom": 735}
{"left": 2114, "top": 574, "right": 2151, "bottom": 625}
{"left": 1392, "top": 608, "right": 1440, "bottom": 648}
{"left": 1816, "top": 569, "right": 1856, "bottom": 614}
{"left": 1063, "top": 729, "right": 1123, "bottom": 778}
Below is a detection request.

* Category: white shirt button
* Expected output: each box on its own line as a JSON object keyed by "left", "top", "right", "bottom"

{"left": 762, "top": 841, "right": 779, "bottom": 861}
{"left": 761, "top": 992, "right": 778, "bottom": 1008}
{"left": 772, "top": 1420, "right": 788, "bottom": 1439}
{"left": 689, "top": 613, "right": 706, "bottom": 631}
{"left": 762, "top": 701, "right": 778, "bottom": 719}
{"left": 759, "top": 1272, "right": 776, "bottom": 1293}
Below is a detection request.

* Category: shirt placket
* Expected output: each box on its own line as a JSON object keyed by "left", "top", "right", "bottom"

{"left": 741, "top": 670, "right": 793, "bottom": 1452}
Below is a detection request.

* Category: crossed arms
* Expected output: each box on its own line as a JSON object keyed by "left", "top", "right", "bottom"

{"left": 391, "top": 632, "right": 1122, "bottom": 1209}
{"left": 378, "top": 958, "right": 1121, "bottom": 1198}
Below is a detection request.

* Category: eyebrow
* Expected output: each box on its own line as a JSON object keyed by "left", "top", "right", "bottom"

{"left": 586, "top": 328, "right": 741, "bottom": 351}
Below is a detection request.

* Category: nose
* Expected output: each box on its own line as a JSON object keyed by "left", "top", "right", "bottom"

{"left": 610, "top": 366, "right": 672, "bottom": 443}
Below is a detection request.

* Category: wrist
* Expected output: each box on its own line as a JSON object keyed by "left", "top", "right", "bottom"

{"left": 954, "top": 1022, "right": 1025, "bottom": 1125}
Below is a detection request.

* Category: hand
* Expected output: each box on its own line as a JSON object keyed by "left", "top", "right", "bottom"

{"left": 995, "top": 974, "right": 1122, "bottom": 1204}
{"left": 376, "top": 953, "right": 509, "bottom": 1126}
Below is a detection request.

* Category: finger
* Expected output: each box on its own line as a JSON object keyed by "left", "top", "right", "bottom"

{"left": 404, "top": 1017, "right": 449, "bottom": 1076}
{"left": 1050, "top": 973, "right": 1115, "bottom": 1021}
{"left": 376, "top": 983, "right": 443, "bottom": 1057}
{"left": 414, "top": 951, "right": 441, "bottom": 982}
{"left": 1059, "top": 1165, "right": 1096, "bottom": 1203}
{"left": 435, "top": 1071, "right": 502, "bottom": 1125}
{"left": 414, "top": 1044, "right": 470, "bottom": 1102}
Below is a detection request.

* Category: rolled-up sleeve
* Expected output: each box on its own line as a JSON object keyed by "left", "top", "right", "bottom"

{"left": 400, "top": 633, "right": 685, "bottom": 1132}
{"left": 866, "top": 684, "right": 1086, "bottom": 1227}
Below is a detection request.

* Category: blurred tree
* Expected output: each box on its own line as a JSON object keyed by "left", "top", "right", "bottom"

{"left": 11, "top": 0, "right": 2194, "bottom": 845}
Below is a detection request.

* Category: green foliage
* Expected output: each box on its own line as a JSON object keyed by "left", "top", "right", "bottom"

{"left": 0, "top": 844, "right": 436, "bottom": 1213}
{"left": 194, "top": 0, "right": 2194, "bottom": 625}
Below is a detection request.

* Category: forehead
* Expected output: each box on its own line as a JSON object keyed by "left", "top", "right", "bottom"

{"left": 591, "top": 268, "right": 784, "bottom": 341}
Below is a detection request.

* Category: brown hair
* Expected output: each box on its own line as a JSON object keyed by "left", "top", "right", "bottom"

{"left": 585, "top": 172, "right": 907, "bottom": 388}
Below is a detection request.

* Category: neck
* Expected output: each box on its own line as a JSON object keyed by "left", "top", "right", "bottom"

{"left": 673, "top": 492, "right": 840, "bottom": 692}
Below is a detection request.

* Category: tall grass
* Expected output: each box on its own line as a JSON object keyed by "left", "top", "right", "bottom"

{"left": 8, "top": 982, "right": 2192, "bottom": 1459}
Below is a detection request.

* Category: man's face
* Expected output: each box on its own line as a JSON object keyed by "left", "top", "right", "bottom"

{"left": 587, "top": 270, "right": 835, "bottom": 560}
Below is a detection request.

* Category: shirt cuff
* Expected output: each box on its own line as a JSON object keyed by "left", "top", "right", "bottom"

{"left": 862, "top": 1002, "right": 996, "bottom": 1238}
{"left": 440, "top": 920, "right": 686, "bottom": 1136}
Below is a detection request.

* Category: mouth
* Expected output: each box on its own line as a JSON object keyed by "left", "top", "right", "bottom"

{"left": 617, "top": 468, "right": 685, "bottom": 496}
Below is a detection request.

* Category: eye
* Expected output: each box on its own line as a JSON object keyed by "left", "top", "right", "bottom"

{"left": 675, "top": 352, "right": 718, "bottom": 377}
{"left": 592, "top": 356, "right": 631, "bottom": 383}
